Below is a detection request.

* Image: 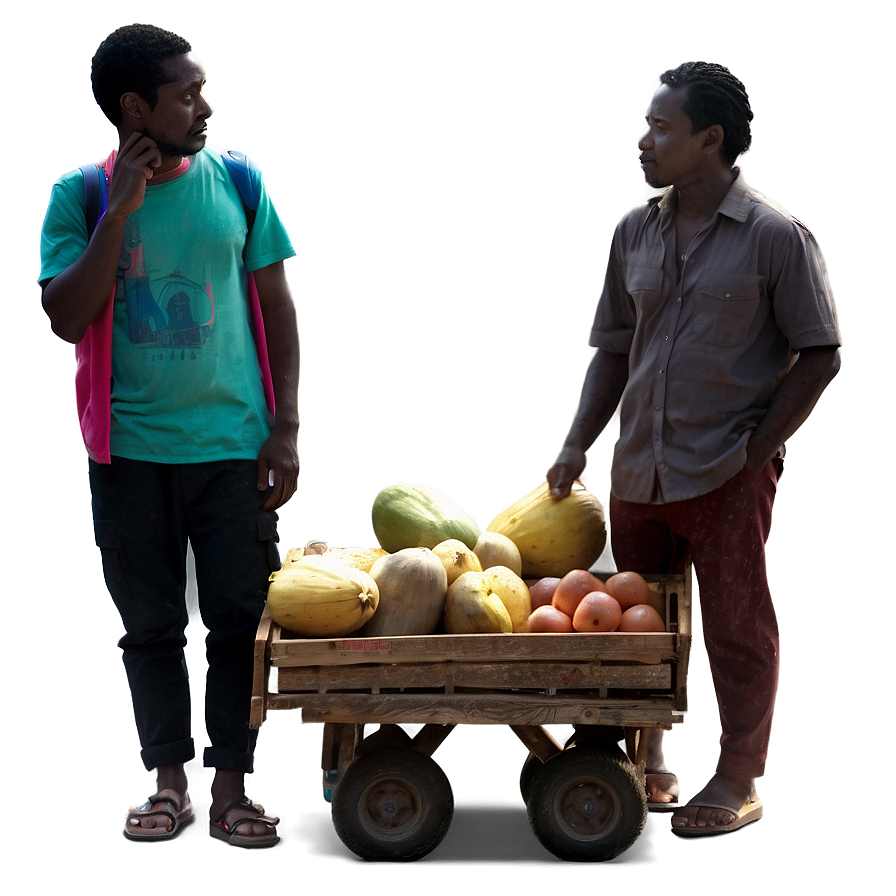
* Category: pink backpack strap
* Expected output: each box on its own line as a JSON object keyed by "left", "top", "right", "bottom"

{"left": 74, "top": 150, "right": 116, "bottom": 463}
{"left": 247, "top": 272, "right": 275, "bottom": 415}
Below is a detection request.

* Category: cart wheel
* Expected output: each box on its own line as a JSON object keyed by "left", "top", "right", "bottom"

{"left": 526, "top": 747, "right": 647, "bottom": 862}
{"left": 520, "top": 751, "right": 544, "bottom": 805}
{"left": 331, "top": 746, "right": 454, "bottom": 861}
{"left": 356, "top": 724, "right": 413, "bottom": 756}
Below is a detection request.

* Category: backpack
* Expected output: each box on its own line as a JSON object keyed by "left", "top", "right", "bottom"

{"left": 79, "top": 148, "right": 262, "bottom": 234}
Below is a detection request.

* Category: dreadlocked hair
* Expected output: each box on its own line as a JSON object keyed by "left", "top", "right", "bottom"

{"left": 660, "top": 62, "right": 753, "bottom": 164}
{"left": 91, "top": 24, "right": 192, "bottom": 125}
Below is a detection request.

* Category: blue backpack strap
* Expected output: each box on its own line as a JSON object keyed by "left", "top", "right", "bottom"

{"left": 221, "top": 149, "right": 262, "bottom": 229}
{"left": 79, "top": 162, "right": 107, "bottom": 237}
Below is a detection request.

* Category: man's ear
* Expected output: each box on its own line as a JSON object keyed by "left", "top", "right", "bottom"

{"left": 120, "top": 91, "right": 147, "bottom": 124}
{"left": 702, "top": 124, "right": 725, "bottom": 157}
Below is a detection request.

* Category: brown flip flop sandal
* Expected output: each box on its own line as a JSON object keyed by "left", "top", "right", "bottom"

{"left": 671, "top": 796, "right": 763, "bottom": 836}
{"left": 124, "top": 790, "right": 194, "bottom": 841}
{"left": 210, "top": 797, "right": 280, "bottom": 849}
{"left": 646, "top": 770, "right": 680, "bottom": 812}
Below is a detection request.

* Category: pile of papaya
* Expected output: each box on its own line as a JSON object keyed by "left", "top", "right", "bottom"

{"left": 266, "top": 481, "right": 660, "bottom": 638}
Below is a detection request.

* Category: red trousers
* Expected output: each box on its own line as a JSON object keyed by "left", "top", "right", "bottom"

{"left": 609, "top": 458, "right": 782, "bottom": 779}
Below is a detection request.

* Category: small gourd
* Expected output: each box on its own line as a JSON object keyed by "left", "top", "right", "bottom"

{"left": 267, "top": 557, "right": 379, "bottom": 637}
{"left": 432, "top": 538, "right": 483, "bottom": 585}
{"left": 361, "top": 547, "right": 448, "bottom": 636}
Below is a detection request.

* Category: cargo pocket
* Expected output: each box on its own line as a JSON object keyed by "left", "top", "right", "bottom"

{"left": 696, "top": 276, "right": 761, "bottom": 347}
{"left": 93, "top": 518, "right": 135, "bottom": 605}
{"left": 257, "top": 511, "right": 281, "bottom": 573}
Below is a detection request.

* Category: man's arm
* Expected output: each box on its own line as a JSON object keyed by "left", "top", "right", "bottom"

{"left": 41, "top": 133, "right": 164, "bottom": 343}
{"left": 253, "top": 260, "right": 300, "bottom": 511}
{"left": 546, "top": 348, "right": 629, "bottom": 498}
{"left": 745, "top": 344, "right": 841, "bottom": 472}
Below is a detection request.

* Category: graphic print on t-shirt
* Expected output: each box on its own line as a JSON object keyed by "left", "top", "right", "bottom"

{"left": 118, "top": 216, "right": 214, "bottom": 354}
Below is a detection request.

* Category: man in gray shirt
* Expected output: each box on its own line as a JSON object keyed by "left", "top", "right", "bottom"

{"left": 548, "top": 61, "right": 840, "bottom": 836}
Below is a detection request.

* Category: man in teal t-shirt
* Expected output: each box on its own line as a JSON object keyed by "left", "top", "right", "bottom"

{"left": 39, "top": 24, "right": 299, "bottom": 848}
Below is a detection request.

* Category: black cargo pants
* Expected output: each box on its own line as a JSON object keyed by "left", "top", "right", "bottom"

{"left": 89, "top": 457, "right": 280, "bottom": 773}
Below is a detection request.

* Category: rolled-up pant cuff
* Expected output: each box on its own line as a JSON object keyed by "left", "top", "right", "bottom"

{"left": 141, "top": 738, "right": 196, "bottom": 772}
{"left": 204, "top": 746, "right": 255, "bottom": 774}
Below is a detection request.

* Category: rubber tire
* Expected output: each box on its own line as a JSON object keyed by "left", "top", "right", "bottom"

{"left": 520, "top": 752, "right": 543, "bottom": 805}
{"left": 526, "top": 747, "right": 647, "bottom": 862}
{"left": 356, "top": 724, "right": 413, "bottom": 756}
{"left": 331, "top": 746, "right": 454, "bottom": 861}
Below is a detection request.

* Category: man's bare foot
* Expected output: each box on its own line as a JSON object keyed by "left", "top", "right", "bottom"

{"left": 671, "top": 773, "right": 761, "bottom": 835}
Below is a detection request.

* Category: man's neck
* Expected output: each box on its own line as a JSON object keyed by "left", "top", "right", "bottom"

{"left": 673, "top": 166, "right": 737, "bottom": 221}
{"left": 115, "top": 127, "right": 187, "bottom": 178}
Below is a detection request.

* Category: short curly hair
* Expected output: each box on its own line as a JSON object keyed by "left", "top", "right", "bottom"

{"left": 659, "top": 62, "right": 753, "bottom": 164}
{"left": 91, "top": 24, "right": 192, "bottom": 125}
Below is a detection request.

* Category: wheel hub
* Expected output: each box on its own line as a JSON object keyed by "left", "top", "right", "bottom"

{"left": 363, "top": 780, "right": 418, "bottom": 832}
{"left": 559, "top": 781, "right": 619, "bottom": 836}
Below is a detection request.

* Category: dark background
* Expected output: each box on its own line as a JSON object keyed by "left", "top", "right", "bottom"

{"left": 8, "top": 2, "right": 883, "bottom": 890}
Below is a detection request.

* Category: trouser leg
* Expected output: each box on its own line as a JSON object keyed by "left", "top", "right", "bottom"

{"left": 608, "top": 497, "right": 690, "bottom": 575}
{"left": 185, "top": 460, "right": 280, "bottom": 773}
{"left": 89, "top": 458, "right": 195, "bottom": 771}
{"left": 609, "top": 459, "right": 781, "bottom": 779}
{"left": 677, "top": 462, "right": 780, "bottom": 779}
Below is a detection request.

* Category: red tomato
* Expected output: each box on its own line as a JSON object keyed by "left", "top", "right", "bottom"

{"left": 618, "top": 604, "right": 665, "bottom": 632}
{"left": 572, "top": 591, "right": 623, "bottom": 633}
{"left": 529, "top": 576, "right": 561, "bottom": 609}
{"left": 552, "top": 569, "right": 606, "bottom": 618}
{"left": 605, "top": 571, "right": 651, "bottom": 611}
{"left": 526, "top": 605, "right": 575, "bottom": 633}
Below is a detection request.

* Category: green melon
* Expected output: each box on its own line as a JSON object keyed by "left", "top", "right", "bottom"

{"left": 371, "top": 484, "right": 481, "bottom": 553}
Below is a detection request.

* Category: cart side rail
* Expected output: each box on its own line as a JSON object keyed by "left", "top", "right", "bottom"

{"left": 250, "top": 606, "right": 275, "bottom": 729}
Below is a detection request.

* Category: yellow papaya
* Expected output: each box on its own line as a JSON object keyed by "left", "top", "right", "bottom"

{"left": 487, "top": 481, "right": 606, "bottom": 578}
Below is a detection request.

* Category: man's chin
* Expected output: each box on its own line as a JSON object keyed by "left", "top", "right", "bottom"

{"left": 156, "top": 135, "right": 207, "bottom": 158}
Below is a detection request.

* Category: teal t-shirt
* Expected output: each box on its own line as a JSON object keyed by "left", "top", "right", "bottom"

{"left": 39, "top": 148, "right": 295, "bottom": 463}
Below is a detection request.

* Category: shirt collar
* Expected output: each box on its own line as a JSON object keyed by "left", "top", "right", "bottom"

{"left": 656, "top": 167, "right": 752, "bottom": 223}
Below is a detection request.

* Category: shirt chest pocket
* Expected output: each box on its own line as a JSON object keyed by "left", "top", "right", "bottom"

{"left": 625, "top": 265, "right": 665, "bottom": 320}
{"left": 694, "top": 275, "right": 762, "bottom": 347}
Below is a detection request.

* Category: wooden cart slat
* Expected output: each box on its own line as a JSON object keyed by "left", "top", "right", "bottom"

{"left": 269, "top": 631, "right": 679, "bottom": 666}
{"left": 269, "top": 691, "right": 684, "bottom": 727}
{"left": 276, "top": 659, "right": 672, "bottom": 693}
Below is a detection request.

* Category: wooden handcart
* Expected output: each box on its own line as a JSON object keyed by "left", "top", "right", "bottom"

{"left": 251, "top": 569, "right": 691, "bottom": 862}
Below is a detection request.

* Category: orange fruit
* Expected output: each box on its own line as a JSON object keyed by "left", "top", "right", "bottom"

{"left": 551, "top": 569, "right": 606, "bottom": 617}
{"left": 529, "top": 576, "right": 561, "bottom": 610}
{"left": 618, "top": 604, "right": 665, "bottom": 632}
{"left": 526, "top": 605, "right": 575, "bottom": 633}
{"left": 572, "top": 591, "right": 623, "bottom": 632}
{"left": 605, "top": 571, "right": 650, "bottom": 611}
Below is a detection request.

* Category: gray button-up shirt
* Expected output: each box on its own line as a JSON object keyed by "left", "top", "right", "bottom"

{"left": 591, "top": 171, "right": 841, "bottom": 504}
